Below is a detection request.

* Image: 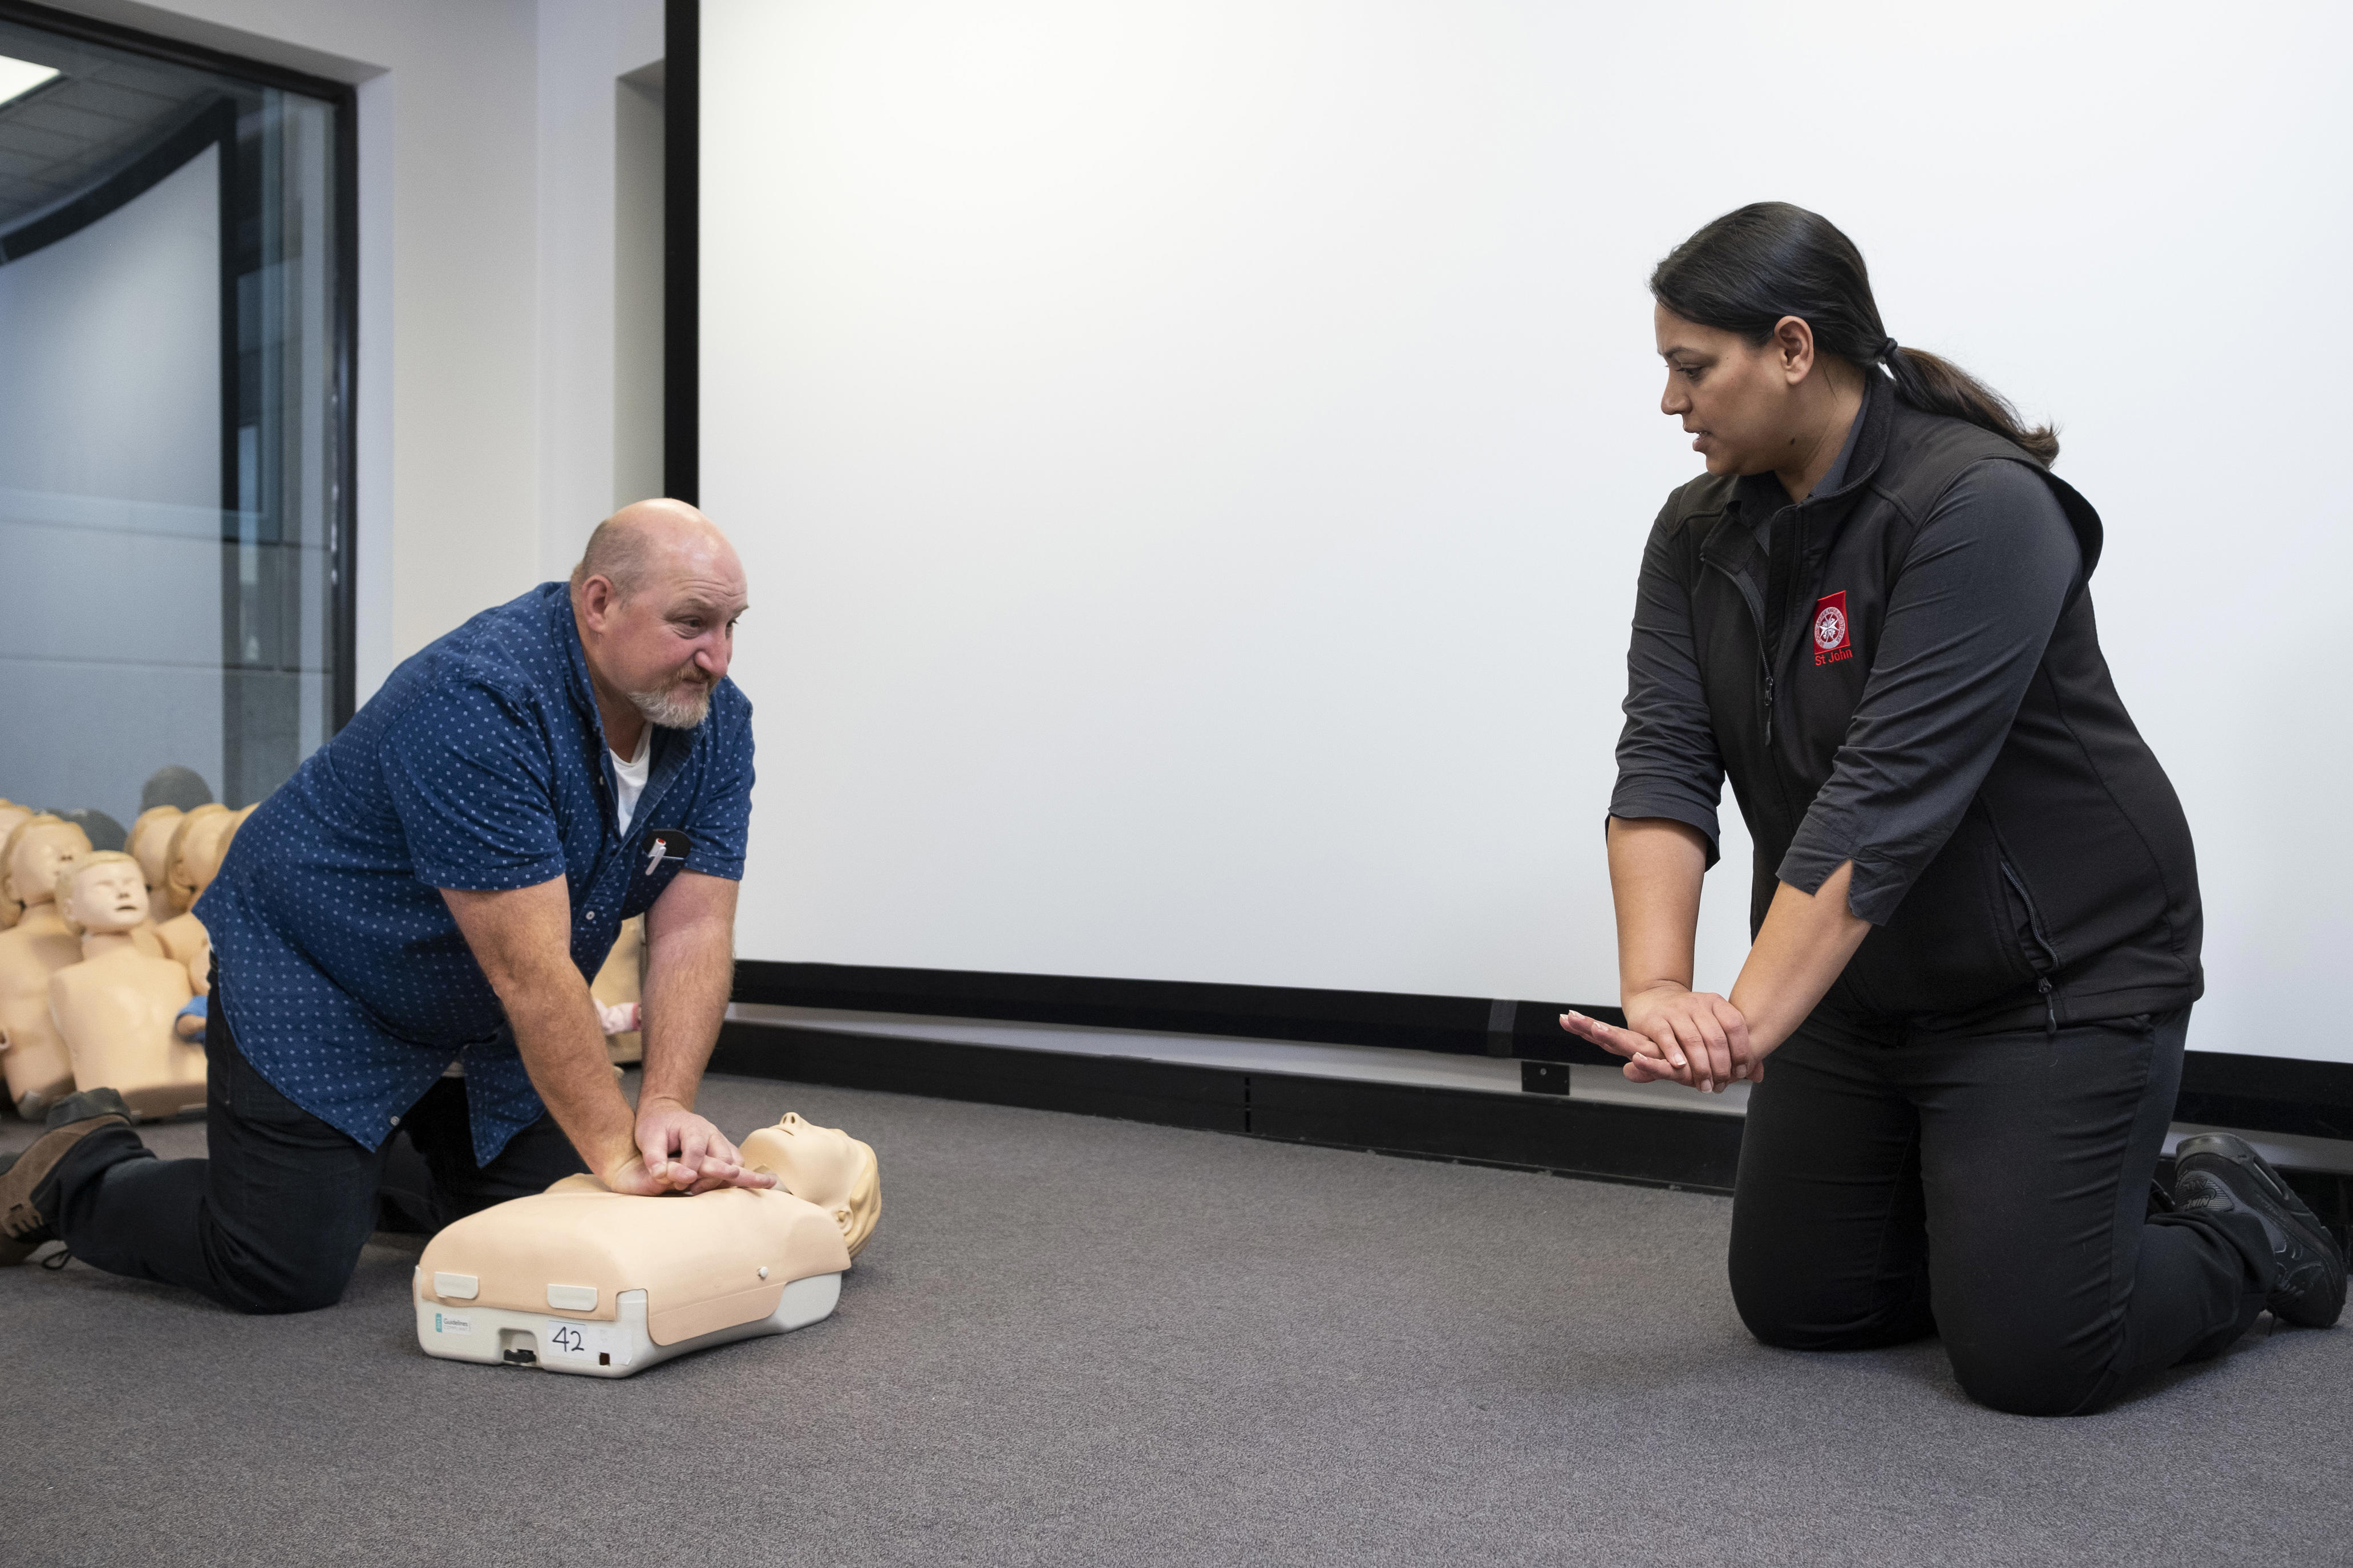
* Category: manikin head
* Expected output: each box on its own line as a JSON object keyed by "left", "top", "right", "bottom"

{"left": 2, "top": 815, "right": 95, "bottom": 915}
{"left": 0, "top": 804, "right": 26, "bottom": 925}
{"left": 569, "top": 499, "right": 748, "bottom": 732}
{"left": 129, "top": 805, "right": 184, "bottom": 889}
{"left": 161, "top": 804, "right": 240, "bottom": 914}
{"left": 739, "top": 1112, "right": 880, "bottom": 1257}
{"left": 56, "top": 852, "right": 150, "bottom": 937}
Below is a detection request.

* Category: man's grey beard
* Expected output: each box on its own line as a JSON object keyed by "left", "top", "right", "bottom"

{"left": 627, "top": 674, "right": 714, "bottom": 730}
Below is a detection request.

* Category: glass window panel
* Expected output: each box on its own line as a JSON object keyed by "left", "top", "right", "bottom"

{"left": 0, "top": 11, "right": 349, "bottom": 842}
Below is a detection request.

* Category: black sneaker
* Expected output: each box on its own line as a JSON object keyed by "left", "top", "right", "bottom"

{"left": 0, "top": 1088, "right": 133, "bottom": 1266}
{"left": 2173, "top": 1133, "right": 2347, "bottom": 1330}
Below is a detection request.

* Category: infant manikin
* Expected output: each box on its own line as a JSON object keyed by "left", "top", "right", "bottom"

{"left": 128, "top": 805, "right": 183, "bottom": 892}
{"left": 592, "top": 914, "right": 646, "bottom": 1065}
{"left": 46, "top": 852, "right": 209, "bottom": 1122}
{"left": 0, "top": 801, "right": 35, "bottom": 927}
{"left": 415, "top": 1111, "right": 880, "bottom": 1376}
{"left": 151, "top": 803, "right": 250, "bottom": 992}
{"left": 0, "top": 815, "right": 95, "bottom": 1117}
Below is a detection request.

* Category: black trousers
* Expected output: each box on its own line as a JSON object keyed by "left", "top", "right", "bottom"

{"left": 1730, "top": 1006, "right": 2271, "bottom": 1416}
{"left": 46, "top": 988, "right": 583, "bottom": 1315}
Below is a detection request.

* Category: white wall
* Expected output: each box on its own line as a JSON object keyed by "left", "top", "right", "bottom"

{"left": 534, "top": 0, "right": 666, "bottom": 580}
{"left": 702, "top": 0, "right": 2353, "bottom": 1063}
{"left": 0, "top": 148, "right": 224, "bottom": 824}
{"left": 613, "top": 63, "right": 666, "bottom": 511}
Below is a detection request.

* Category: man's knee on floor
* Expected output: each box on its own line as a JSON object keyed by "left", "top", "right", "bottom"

{"left": 220, "top": 1267, "right": 354, "bottom": 1315}
{"left": 208, "top": 1240, "right": 365, "bottom": 1315}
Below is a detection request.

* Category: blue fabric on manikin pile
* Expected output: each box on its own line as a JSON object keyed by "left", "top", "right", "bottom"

{"left": 197, "top": 581, "right": 755, "bottom": 1164}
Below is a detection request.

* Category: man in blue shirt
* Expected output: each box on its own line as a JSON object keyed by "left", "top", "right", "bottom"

{"left": 2, "top": 500, "right": 776, "bottom": 1312}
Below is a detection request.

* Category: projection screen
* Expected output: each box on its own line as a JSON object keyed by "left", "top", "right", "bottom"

{"left": 700, "top": 0, "right": 2353, "bottom": 1063}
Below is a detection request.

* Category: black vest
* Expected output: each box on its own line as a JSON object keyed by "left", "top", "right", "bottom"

{"left": 1660, "top": 384, "right": 2202, "bottom": 1030}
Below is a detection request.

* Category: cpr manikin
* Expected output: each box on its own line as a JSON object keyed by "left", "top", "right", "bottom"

{"left": 0, "top": 801, "right": 35, "bottom": 927}
{"left": 46, "top": 852, "right": 208, "bottom": 1121}
{"left": 415, "top": 1112, "right": 880, "bottom": 1376}
{"left": 128, "top": 805, "right": 183, "bottom": 893}
{"left": 152, "top": 803, "right": 250, "bottom": 992}
{"left": 0, "top": 815, "right": 95, "bottom": 1117}
{"left": 740, "top": 1112, "right": 881, "bottom": 1257}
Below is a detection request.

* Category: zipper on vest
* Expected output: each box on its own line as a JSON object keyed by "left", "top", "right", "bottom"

{"left": 2000, "top": 859, "right": 2064, "bottom": 1040}
{"left": 1998, "top": 861, "right": 2063, "bottom": 971}
{"left": 1703, "top": 550, "right": 1780, "bottom": 752}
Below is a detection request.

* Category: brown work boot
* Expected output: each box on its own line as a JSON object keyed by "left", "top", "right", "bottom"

{"left": 0, "top": 1088, "right": 132, "bottom": 1265}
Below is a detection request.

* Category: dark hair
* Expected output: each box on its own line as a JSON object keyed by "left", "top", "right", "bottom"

{"left": 1650, "top": 202, "right": 2058, "bottom": 465}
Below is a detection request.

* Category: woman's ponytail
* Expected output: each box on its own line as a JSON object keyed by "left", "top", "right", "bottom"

{"left": 1652, "top": 204, "right": 2059, "bottom": 467}
{"left": 1880, "top": 342, "right": 2058, "bottom": 465}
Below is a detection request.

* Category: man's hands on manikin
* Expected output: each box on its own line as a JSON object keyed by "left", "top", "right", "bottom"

{"left": 440, "top": 875, "right": 774, "bottom": 1200}
{"left": 602, "top": 1095, "right": 773, "bottom": 1197}
{"left": 1561, "top": 984, "right": 1757, "bottom": 1094}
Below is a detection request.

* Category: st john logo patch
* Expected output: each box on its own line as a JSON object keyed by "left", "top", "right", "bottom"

{"left": 1813, "top": 591, "right": 1853, "bottom": 666}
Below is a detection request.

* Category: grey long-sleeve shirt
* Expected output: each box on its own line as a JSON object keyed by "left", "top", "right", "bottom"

{"left": 1608, "top": 430, "right": 2081, "bottom": 926}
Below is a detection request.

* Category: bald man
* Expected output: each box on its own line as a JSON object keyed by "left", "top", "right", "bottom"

{"left": 1, "top": 502, "right": 773, "bottom": 1312}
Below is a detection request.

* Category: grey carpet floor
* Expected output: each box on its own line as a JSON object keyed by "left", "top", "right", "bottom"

{"left": 5, "top": 1074, "right": 2348, "bottom": 1567}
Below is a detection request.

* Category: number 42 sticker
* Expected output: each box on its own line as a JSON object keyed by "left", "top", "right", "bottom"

{"left": 545, "top": 1319, "right": 625, "bottom": 1367}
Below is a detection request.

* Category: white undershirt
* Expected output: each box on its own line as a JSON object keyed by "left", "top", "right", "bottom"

{"left": 611, "top": 727, "right": 653, "bottom": 836}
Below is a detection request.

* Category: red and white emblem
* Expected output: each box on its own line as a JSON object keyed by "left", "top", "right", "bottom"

{"left": 1812, "top": 590, "right": 1852, "bottom": 666}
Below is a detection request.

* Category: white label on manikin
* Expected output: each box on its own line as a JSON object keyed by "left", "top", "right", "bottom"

{"left": 434, "top": 1313, "right": 473, "bottom": 1336}
{"left": 543, "top": 1319, "right": 622, "bottom": 1363}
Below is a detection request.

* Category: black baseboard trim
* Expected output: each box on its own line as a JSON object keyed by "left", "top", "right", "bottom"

{"left": 734, "top": 959, "right": 1624, "bottom": 1063}
{"left": 732, "top": 960, "right": 2353, "bottom": 1140}
{"left": 711, "top": 1020, "right": 1745, "bottom": 1192}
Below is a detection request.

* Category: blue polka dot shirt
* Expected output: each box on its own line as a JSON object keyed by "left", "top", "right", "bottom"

{"left": 197, "top": 582, "right": 755, "bottom": 1165}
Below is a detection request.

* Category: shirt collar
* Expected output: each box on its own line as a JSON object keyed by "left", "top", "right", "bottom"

{"left": 549, "top": 581, "right": 608, "bottom": 746}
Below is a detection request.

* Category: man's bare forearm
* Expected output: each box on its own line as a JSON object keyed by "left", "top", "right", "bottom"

{"left": 505, "top": 966, "right": 639, "bottom": 1172}
{"left": 639, "top": 870, "right": 739, "bottom": 1111}
{"left": 442, "top": 880, "right": 637, "bottom": 1178}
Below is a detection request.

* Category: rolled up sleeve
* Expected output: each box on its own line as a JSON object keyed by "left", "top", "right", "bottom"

{"left": 1779, "top": 461, "right": 2080, "bottom": 923}
{"left": 1609, "top": 507, "right": 1726, "bottom": 867}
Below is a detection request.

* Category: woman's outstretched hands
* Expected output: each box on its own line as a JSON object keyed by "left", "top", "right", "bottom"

{"left": 1560, "top": 984, "right": 1758, "bottom": 1093}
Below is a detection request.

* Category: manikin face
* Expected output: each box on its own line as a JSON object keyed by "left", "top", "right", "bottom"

{"left": 1654, "top": 302, "right": 1822, "bottom": 477}
{"left": 66, "top": 860, "right": 151, "bottom": 934}
{"left": 0, "top": 804, "right": 30, "bottom": 846}
{"left": 7, "top": 823, "right": 92, "bottom": 909}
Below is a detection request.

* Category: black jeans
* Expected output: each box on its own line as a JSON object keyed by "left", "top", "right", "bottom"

{"left": 1729, "top": 1006, "right": 2271, "bottom": 1416}
{"left": 46, "top": 982, "right": 583, "bottom": 1315}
